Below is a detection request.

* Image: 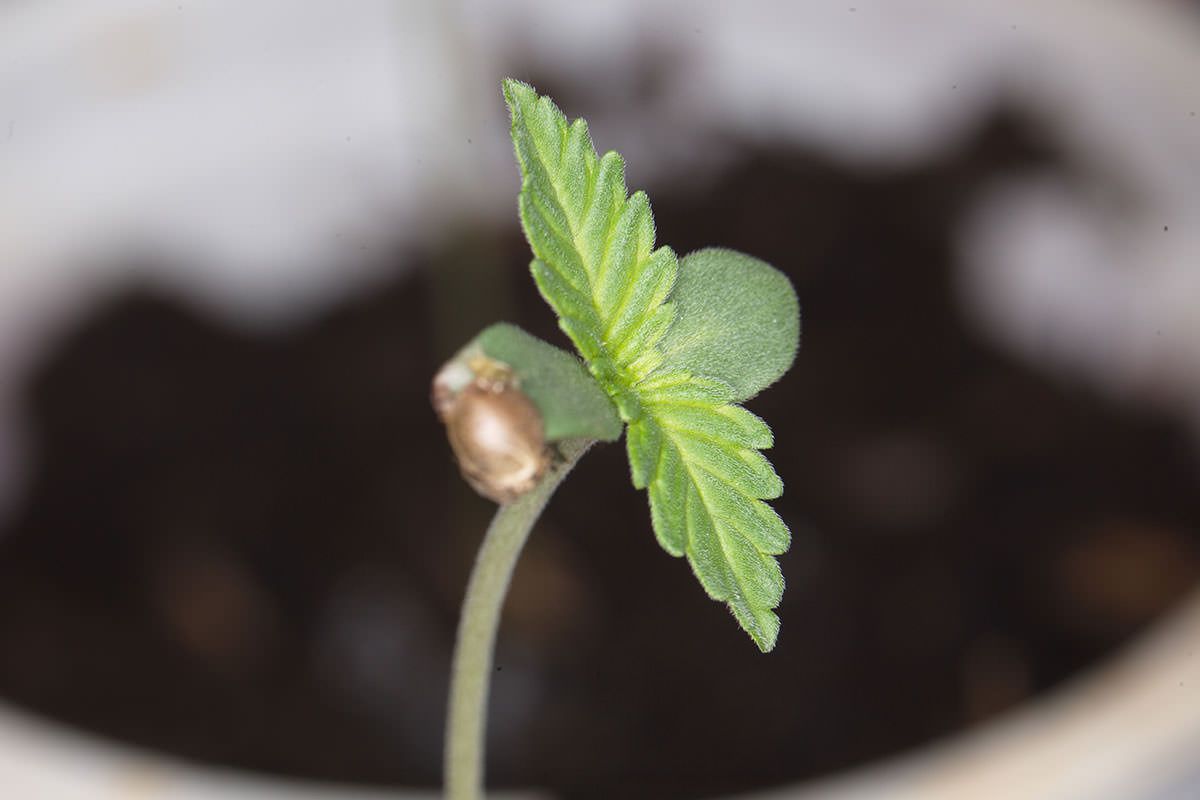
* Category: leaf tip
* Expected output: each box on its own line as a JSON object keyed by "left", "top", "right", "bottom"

{"left": 501, "top": 77, "right": 530, "bottom": 102}
{"left": 501, "top": 78, "right": 539, "bottom": 124}
{"left": 749, "top": 602, "right": 782, "bottom": 648}
{"left": 730, "top": 595, "right": 781, "bottom": 652}
{"left": 753, "top": 631, "right": 778, "bottom": 654}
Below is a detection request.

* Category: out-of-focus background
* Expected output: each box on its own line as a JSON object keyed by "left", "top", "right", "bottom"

{"left": 2, "top": 1, "right": 1200, "bottom": 799}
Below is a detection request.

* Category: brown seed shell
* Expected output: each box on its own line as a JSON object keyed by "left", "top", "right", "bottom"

{"left": 443, "top": 382, "right": 549, "bottom": 504}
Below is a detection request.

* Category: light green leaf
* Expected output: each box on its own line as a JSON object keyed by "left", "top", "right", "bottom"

{"left": 504, "top": 80, "right": 796, "bottom": 652}
{"left": 503, "top": 79, "right": 677, "bottom": 402}
{"left": 656, "top": 248, "right": 800, "bottom": 401}
{"left": 628, "top": 374, "right": 790, "bottom": 652}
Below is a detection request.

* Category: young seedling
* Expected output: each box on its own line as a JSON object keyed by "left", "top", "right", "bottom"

{"left": 437, "top": 80, "right": 800, "bottom": 799}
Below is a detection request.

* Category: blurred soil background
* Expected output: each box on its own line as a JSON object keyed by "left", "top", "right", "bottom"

{"left": 0, "top": 106, "right": 1197, "bottom": 800}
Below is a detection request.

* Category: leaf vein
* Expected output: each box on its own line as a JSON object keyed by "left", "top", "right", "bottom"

{"left": 673, "top": 438, "right": 767, "bottom": 612}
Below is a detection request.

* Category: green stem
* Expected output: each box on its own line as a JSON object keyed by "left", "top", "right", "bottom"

{"left": 444, "top": 438, "right": 593, "bottom": 800}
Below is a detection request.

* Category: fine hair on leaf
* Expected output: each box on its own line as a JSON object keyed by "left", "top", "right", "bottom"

{"left": 503, "top": 79, "right": 800, "bottom": 652}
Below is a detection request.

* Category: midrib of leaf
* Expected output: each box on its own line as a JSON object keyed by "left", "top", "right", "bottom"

{"left": 526, "top": 119, "right": 604, "bottom": 310}
{"left": 678, "top": 444, "right": 775, "bottom": 642}
{"left": 667, "top": 422, "right": 777, "bottom": 647}
{"left": 539, "top": 154, "right": 638, "bottom": 362}
{"left": 546, "top": 184, "right": 634, "bottom": 376}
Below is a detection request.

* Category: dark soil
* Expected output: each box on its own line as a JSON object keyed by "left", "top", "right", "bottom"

{"left": 0, "top": 108, "right": 1197, "bottom": 800}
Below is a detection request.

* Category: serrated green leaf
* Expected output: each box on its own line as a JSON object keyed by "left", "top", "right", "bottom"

{"left": 657, "top": 248, "right": 800, "bottom": 401}
{"left": 504, "top": 80, "right": 797, "bottom": 652}
{"left": 503, "top": 79, "right": 678, "bottom": 398}
{"left": 638, "top": 377, "right": 791, "bottom": 652}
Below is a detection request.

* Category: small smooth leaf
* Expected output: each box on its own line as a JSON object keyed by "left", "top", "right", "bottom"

{"left": 476, "top": 323, "right": 622, "bottom": 443}
{"left": 656, "top": 248, "right": 800, "bottom": 401}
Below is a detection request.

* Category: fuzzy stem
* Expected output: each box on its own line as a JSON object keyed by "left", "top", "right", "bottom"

{"left": 444, "top": 438, "right": 593, "bottom": 800}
